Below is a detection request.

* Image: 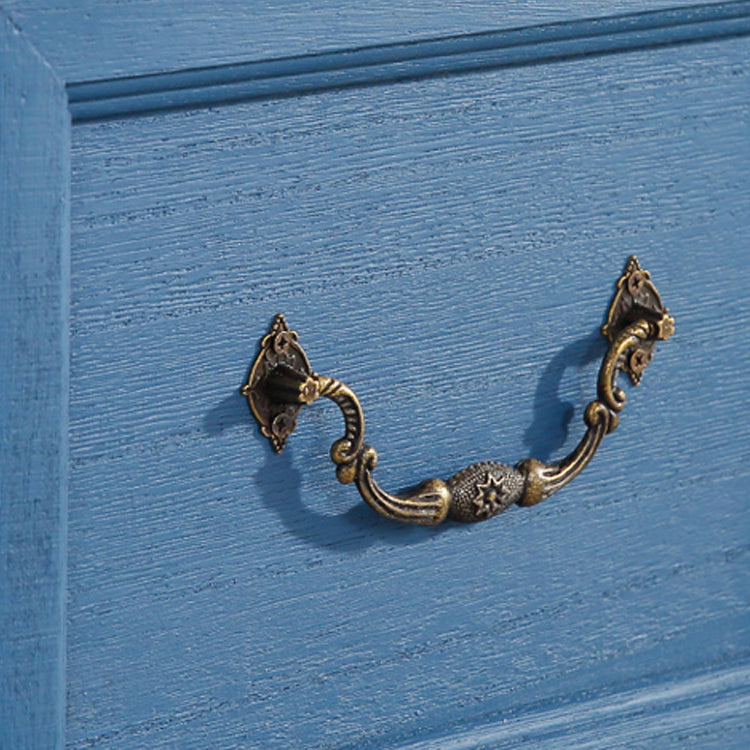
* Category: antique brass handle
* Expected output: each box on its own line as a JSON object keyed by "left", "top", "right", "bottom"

{"left": 241, "top": 256, "right": 674, "bottom": 525}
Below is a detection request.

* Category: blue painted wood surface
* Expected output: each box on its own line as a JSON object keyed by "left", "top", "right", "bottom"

{"left": 1, "top": 0, "right": 723, "bottom": 81}
{"left": 2, "top": 1, "right": 750, "bottom": 748}
{"left": 66, "top": 4, "right": 750, "bottom": 122}
{"left": 64, "top": 36, "right": 749, "bottom": 749}
{"left": 0, "top": 10, "right": 69, "bottom": 750}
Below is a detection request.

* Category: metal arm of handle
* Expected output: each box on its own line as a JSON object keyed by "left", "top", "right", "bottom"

{"left": 241, "top": 256, "right": 674, "bottom": 525}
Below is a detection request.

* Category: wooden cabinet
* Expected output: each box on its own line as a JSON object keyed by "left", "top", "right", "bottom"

{"left": 2, "top": 3, "right": 749, "bottom": 748}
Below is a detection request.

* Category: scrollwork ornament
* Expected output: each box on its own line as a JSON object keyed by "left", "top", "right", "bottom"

{"left": 242, "top": 255, "right": 673, "bottom": 525}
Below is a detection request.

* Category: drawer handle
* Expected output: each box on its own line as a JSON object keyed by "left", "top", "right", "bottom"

{"left": 241, "top": 256, "right": 674, "bottom": 525}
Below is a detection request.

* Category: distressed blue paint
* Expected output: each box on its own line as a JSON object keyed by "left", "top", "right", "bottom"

{"left": 67, "top": 2, "right": 750, "bottom": 121}
{"left": 65, "top": 37, "right": 750, "bottom": 748}
{"left": 0, "top": 10, "right": 69, "bottom": 750}
{"left": 2, "top": 0, "right": 726, "bottom": 82}
{"left": 398, "top": 663, "right": 750, "bottom": 749}
{"left": 2, "top": 1, "right": 750, "bottom": 747}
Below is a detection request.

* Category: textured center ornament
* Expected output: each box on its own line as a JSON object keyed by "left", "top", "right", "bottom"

{"left": 445, "top": 461, "right": 525, "bottom": 522}
{"left": 472, "top": 473, "right": 509, "bottom": 518}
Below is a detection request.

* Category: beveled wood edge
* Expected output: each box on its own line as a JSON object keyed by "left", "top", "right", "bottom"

{"left": 65, "top": 1, "right": 750, "bottom": 122}
{"left": 0, "top": 10, "right": 70, "bottom": 750}
{"left": 394, "top": 661, "right": 750, "bottom": 750}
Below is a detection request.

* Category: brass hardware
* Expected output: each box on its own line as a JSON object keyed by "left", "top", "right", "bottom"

{"left": 241, "top": 256, "right": 674, "bottom": 525}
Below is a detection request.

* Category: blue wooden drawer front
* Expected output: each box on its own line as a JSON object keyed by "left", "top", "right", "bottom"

{"left": 2, "top": 3, "right": 749, "bottom": 748}
{"left": 62, "top": 37, "right": 750, "bottom": 749}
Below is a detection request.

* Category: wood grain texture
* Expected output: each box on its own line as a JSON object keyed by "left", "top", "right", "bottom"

{"left": 399, "top": 663, "right": 750, "bottom": 748}
{"left": 0, "top": 0, "right": 730, "bottom": 82}
{"left": 65, "top": 36, "right": 750, "bottom": 749}
{"left": 66, "top": 2, "right": 750, "bottom": 122}
{"left": 0, "top": 10, "right": 69, "bottom": 750}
